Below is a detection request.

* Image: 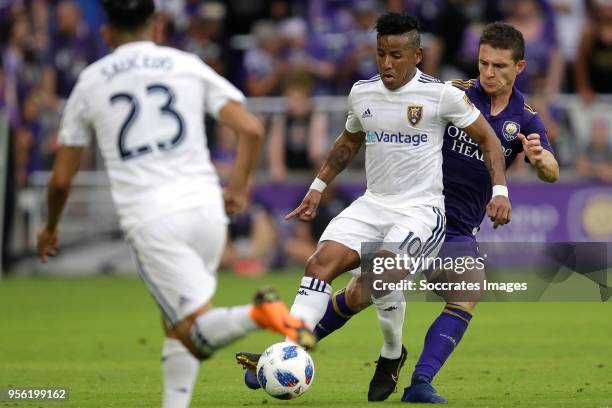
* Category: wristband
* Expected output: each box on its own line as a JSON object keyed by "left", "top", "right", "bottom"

{"left": 492, "top": 185, "right": 508, "bottom": 198}
{"left": 309, "top": 178, "right": 327, "bottom": 193}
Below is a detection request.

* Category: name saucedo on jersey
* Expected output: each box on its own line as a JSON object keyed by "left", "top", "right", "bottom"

{"left": 101, "top": 54, "right": 173, "bottom": 81}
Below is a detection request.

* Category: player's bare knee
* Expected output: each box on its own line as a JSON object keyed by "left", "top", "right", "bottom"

{"left": 162, "top": 318, "right": 179, "bottom": 339}
{"left": 345, "top": 277, "right": 371, "bottom": 311}
{"left": 173, "top": 311, "right": 214, "bottom": 361}
{"left": 304, "top": 253, "right": 334, "bottom": 283}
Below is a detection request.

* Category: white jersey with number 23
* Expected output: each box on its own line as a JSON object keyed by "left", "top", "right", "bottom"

{"left": 58, "top": 41, "right": 244, "bottom": 232}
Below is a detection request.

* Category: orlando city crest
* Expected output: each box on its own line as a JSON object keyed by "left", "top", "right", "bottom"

{"left": 502, "top": 121, "right": 520, "bottom": 141}
{"left": 407, "top": 105, "right": 423, "bottom": 126}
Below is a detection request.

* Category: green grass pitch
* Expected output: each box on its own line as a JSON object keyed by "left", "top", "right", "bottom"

{"left": 1, "top": 272, "right": 610, "bottom": 407}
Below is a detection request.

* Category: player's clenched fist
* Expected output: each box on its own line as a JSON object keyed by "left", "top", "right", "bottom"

{"left": 518, "top": 133, "right": 544, "bottom": 164}
{"left": 285, "top": 190, "right": 322, "bottom": 221}
{"left": 486, "top": 195, "right": 511, "bottom": 229}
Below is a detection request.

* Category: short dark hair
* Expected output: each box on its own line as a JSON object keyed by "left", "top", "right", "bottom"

{"left": 102, "top": 0, "right": 155, "bottom": 32}
{"left": 375, "top": 12, "right": 421, "bottom": 48}
{"left": 479, "top": 22, "right": 525, "bottom": 62}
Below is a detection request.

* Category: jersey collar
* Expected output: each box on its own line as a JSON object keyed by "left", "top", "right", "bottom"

{"left": 380, "top": 68, "right": 422, "bottom": 93}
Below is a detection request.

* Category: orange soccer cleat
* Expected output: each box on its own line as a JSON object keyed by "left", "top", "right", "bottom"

{"left": 250, "top": 287, "right": 316, "bottom": 350}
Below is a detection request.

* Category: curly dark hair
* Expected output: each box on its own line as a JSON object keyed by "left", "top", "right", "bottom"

{"left": 101, "top": 0, "right": 155, "bottom": 32}
{"left": 479, "top": 22, "right": 525, "bottom": 62}
{"left": 375, "top": 12, "right": 421, "bottom": 47}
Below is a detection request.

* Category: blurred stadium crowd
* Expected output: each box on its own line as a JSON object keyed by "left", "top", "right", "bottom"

{"left": 1, "top": 0, "right": 611, "bottom": 273}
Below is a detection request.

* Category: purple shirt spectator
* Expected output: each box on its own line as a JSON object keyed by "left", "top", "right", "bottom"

{"left": 505, "top": 0, "right": 563, "bottom": 95}
{"left": 280, "top": 17, "right": 336, "bottom": 95}
{"left": 243, "top": 20, "right": 284, "bottom": 96}
{"left": 336, "top": 0, "right": 379, "bottom": 93}
{"left": 45, "top": 1, "right": 101, "bottom": 99}
{"left": 45, "top": 28, "right": 100, "bottom": 98}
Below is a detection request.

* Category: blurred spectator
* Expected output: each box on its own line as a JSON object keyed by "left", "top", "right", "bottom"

{"left": 504, "top": 0, "right": 564, "bottom": 97}
{"left": 181, "top": 2, "right": 229, "bottom": 75}
{"left": 306, "top": 0, "right": 355, "bottom": 36}
{"left": 208, "top": 122, "right": 277, "bottom": 275}
{"left": 42, "top": 0, "right": 102, "bottom": 101}
{"left": 549, "top": 0, "right": 588, "bottom": 92}
{"left": 268, "top": 78, "right": 327, "bottom": 182}
{"left": 1, "top": 11, "right": 36, "bottom": 129}
{"left": 0, "top": 57, "right": 4, "bottom": 111}
{"left": 418, "top": 0, "right": 503, "bottom": 79}
{"left": 574, "top": 0, "right": 612, "bottom": 104}
{"left": 280, "top": 17, "right": 336, "bottom": 94}
{"left": 225, "top": 0, "right": 269, "bottom": 35}
{"left": 284, "top": 185, "right": 352, "bottom": 264}
{"left": 575, "top": 118, "right": 612, "bottom": 182}
{"left": 269, "top": 0, "right": 292, "bottom": 24}
{"left": 337, "top": 0, "right": 379, "bottom": 93}
{"left": 30, "top": 0, "right": 50, "bottom": 51}
{"left": 243, "top": 20, "right": 285, "bottom": 96}
{"left": 14, "top": 90, "right": 45, "bottom": 187}
{"left": 384, "top": 0, "right": 408, "bottom": 12}
{"left": 222, "top": 197, "right": 278, "bottom": 276}
{"left": 155, "top": 0, "right": 188, "bottom": 33}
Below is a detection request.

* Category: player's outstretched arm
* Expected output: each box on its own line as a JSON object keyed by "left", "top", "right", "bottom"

{"left": 218, "top": 101, "right": 264, "bottom": 214}
{"left": 285, "top": 129, "right": 364, "bottom": 221}
{"left": 517, "top": 133, "right": 559, "bottom": 183}
{"left": 464, "top": 114, "right": 511, "bottom": 229}
{"left": 38, "top": 146, "right": 83, "bottom": 262}
{"left": 318, "top": 129, "right": 364, "bottom": 184}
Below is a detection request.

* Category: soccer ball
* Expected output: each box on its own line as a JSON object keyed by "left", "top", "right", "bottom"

{"left": 256, "top": 341, "right": 315, "bottom": 400}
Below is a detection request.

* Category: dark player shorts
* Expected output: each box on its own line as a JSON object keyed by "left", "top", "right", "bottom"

{"left": 438, "top": 226, "right": 480, "bottom": 260}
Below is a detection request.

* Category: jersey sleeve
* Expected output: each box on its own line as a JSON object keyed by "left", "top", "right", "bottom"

{"left": 58, "top": 79, "right": 93, "bottom": 146}
{"left": 344, "top": 89, "right": 363, "bottom": 133}
{"left": 439, "top": 82, "right": 480, "bottom": 129}
{"left": 200, "top": 60, "right": 246, "bottom": 119}
{"left": 522, "top": 112, "right": 554, "bottom": 163}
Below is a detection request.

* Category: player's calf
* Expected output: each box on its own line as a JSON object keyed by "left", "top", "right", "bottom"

{"left": 172, "top": 305, "right": 215, "bottom": 360}
{"left": 173, "top": 287, "right": 316, "bottom": 360}
{"left": 314, "top": 277, "right": 370, "bottom": 340}
{"left": 291, "top": 241, "right": 360, "bottom": 331}
{"left": 162, "top": 325, "right": 200, "bottom": 408}
{"left": 411, "top": 302, "right": 474, "bottom": 385}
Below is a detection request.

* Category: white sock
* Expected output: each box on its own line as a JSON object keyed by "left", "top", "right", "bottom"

{"left": 162, "top": 338, "right": 200, "bottom": 408}
{"left": 191, "top": 305, "right": 257, "bottom": 351}
{"left": 372, "top": 290, "right": 406, "bottom": 359}
{"left": 288, "top": 276, "right": 332, "bottom": 332}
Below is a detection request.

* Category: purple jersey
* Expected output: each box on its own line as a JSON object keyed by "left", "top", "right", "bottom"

{"left": 442, "top": 78, "right": 553, "bottom": 237}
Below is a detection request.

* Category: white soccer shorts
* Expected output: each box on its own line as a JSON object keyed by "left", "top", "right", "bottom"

{"left": 126, "top": 205, "right": 228, "bottom": 325}
{"left": 319, "top": 195, "right": 445, "bottom": 278}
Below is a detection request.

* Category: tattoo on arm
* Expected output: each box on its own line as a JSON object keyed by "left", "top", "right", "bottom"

{"left": 482, "top": 146, "right": 496, "bottom": 178}
{"left": 317, "top": 130, "right": 364, "bottom": 183}
{"left": 483, "top": 144, "right": 505, "bottom": 185}
{"left": 329, "top": 145, "right": 351, "bottom": 172}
